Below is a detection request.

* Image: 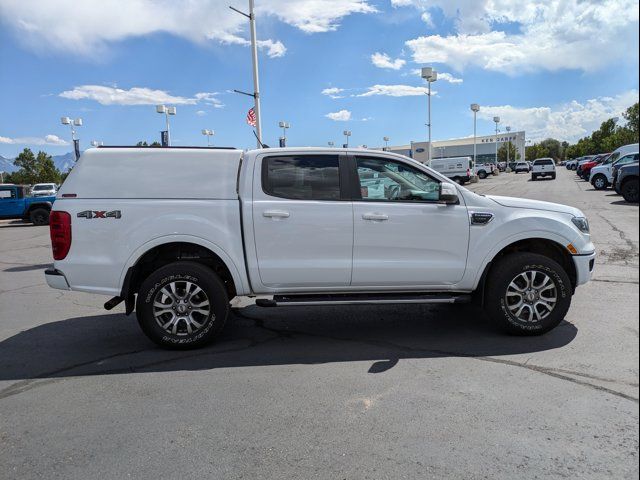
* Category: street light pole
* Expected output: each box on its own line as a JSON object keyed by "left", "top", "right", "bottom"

{"left": 61, "top": 116, "right": 83, "bottom": 161}
{"left": 278, "top": 121, "right": 290, "bottom": 147}
{"left": 343, "top": 130, "right": 351, "bottom": 148}
{"left": 383, "top": 136, "right": 389, "bottom": 151}
{"left": 505, "top": 126, "right": 511, "bottom": 166}
{"left": 201, "top": 129, "right": 215, "bottom": 146}
{"left": 493, "top": 116, "right": 500, "bottom": 166}
{"left": 421, "top": 67, "right": 437, "bottom": 166}
{"left": 470, "top": 104, "right": 480, "bottom": 178}
{"left": 156, "top": 105, "right": 176, "bottom": 146}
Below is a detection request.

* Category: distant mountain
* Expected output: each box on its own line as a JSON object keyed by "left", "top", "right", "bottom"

{"left": 0, "top": 155, "right": 18, "bottom": 173}
{"left": 52, "top": 152, "right": 75, "bottom": 173}
{"left": 0, "top": 152, "right": 76, "bottom": 175}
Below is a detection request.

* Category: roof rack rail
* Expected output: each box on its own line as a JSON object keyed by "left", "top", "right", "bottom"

{"left": 96, "top": 145, "right": 237, "bottom": 150}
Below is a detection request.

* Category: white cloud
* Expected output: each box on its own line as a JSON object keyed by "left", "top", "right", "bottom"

{"left": 356, "top": 84, "right": 430, "bottom": 97}
{"left": 477, "top": 90, "right": 639, "bottom": 142}
{"left": 196, "top": 110, "right": 206, "bottom": 116}
{"left": 0, "top": 1, "right": 375, "bottom": 58}
{"left": 321, "top": 87, "right": 345, "bottom": 99}
{"left": 371, "top": 52, "right": 406, "bottom": 70}
{"left": 326, "top": 110, "right": 352, "bottom": 121}
{"left": 400, "top": 0, "right": 639, "bottom": 74}
{"left": 59, "top": 85, "right": 224, "bottom": 107}
{"left": 438, "top": 72, "right": 463, "bottom": 84}
{"left": 0, "top": 134, "right": 69, "bottom": 146}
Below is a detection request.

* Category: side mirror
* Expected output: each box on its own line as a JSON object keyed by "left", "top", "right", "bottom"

{"left": 439, "top": 183, "right": 459, "bottom": 205}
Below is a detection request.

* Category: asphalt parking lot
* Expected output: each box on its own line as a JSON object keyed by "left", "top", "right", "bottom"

{"left": 1, "top": 168, "right": 638, "bottom": 479}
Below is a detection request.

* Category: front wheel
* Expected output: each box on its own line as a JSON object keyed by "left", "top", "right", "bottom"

{"left": 622, "top": 179, "right": 639, "bottom": 203}
{"left": 592, "top": 174, "right": 608, "bottom": 190}
{"left": 478, "top": 170, "right": 487, "bottom": 179}
{"left": 136, "top": 261, "right": 229, "bottom": 349}
{"left": 484, "top": 253, "right": 572, "bottom": 335}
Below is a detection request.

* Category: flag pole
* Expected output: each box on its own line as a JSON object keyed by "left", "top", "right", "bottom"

{"left": 248, "top": 0, "right": 262, "bottom": 149}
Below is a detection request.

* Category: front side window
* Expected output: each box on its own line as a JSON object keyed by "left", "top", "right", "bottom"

{"left": 617, "top": 153, "right": 639, "bottom": 166}
{"left": 262, "top": 155, "right": 341, "bottom": 201}
{"left": 355, "top": 157, "right": 440, "bottom": 202}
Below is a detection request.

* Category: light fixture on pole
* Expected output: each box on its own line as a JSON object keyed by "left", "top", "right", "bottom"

{"left": 230, "top": 1, "right": 262, "bottom": 148}
{"left": 201, "top": 129, "right": 215, "bottom": 147}
{"left": 493, "top": 116, "right": 501, "bottom": 167}
{"left": 421, "top": 66, "right": 437, "bottom": 165}
{"left": 328, "top": 141, "right": 335, "bottom": 148}
{"left": 61, "top": 116, "right": 83, "bottom": 161}
{"left": 383, "top": 136, "right": 390, "bottom": 151}
{"left": 343, "top": 130, "right": 351, "bottom": 148}
{"left": 90, "top": 140, "right": 103, "bottom": 147}
{"left": 156, "top": 105, "right": 176, "bottom": 146}
{"left": 470, "top": 104, "right": 480, "bottom": 179}
{"left": 278, "top": 121, "right": 290, "bottom": 147}
{"left": 505, "top": 126, "right": 511, "bottom": 166}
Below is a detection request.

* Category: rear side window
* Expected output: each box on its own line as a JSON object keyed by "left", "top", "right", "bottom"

{"left": 0, "top": 189, "right": 16, "bottom": 199}
{"left": 262, "top": 155, "right": 341, "bottom": 200}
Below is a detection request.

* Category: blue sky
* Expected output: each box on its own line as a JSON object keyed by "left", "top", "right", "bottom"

{"left": 0, "top": 0, "right": 638, "bottom": 159}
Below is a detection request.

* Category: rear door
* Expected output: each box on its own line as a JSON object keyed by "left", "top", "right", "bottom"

{"left": 350, "top": 155, "right": 470, "bottom": 287}
{"left": 252, "top": 153, "right": 353, "bottom": 288}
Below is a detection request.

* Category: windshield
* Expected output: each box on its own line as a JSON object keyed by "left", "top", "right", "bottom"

{"left": 33, "top": 185, "right": 54, "bottom": 191}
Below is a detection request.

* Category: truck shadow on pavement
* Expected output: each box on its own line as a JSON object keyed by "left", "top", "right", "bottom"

{"left": 0, "top": 303, "right": 578, "bottom": 385}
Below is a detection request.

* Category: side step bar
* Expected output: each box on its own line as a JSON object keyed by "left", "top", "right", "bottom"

{"left": 256, "top": 292, "right": 471, "bottom": 307}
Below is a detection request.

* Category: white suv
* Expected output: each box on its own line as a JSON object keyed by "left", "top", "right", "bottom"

{"left": 531, "top": 158, "right": 556, "bottom": 181}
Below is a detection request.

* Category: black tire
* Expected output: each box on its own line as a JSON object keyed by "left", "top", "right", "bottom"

{"left": 136, "top": 261, "right": 229, "bottom": 349}
{"left": 29, "top": 208, "right": 50, "bottom": 226}
{"left": 484, "top": 252, "right": 572, "bottom": 336}
{"left": 531, "top": 174, "right": 536, "bottom": 181}
{"left": 592, "top": 174, "right": 608, "bottom": 190}
{"left": 551, "top": 173, "right": 556, "bottom": 180}
{"left": 622, "top": 179, "right": 639, "bottom": 203}
{"left": 478, "top": 170, "right": 487, "bottom": 179}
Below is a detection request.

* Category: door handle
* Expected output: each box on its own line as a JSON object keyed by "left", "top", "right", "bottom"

{"left": 263, "top": 210, "right": 290, "bottom": 218}
{"left": 362, "top": 213, "right": 388, "bottom": 221}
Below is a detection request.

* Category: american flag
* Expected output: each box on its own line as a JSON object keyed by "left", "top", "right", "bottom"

{"left": 246, "top": 107, "right": 256, "bottom": 127}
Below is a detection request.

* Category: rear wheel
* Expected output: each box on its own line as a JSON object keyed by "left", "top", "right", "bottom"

{"left": 531, "top": 174, "right": 536, "bottom": 181}
{"left": 592, "top": 174, "right": 608, "bottom": 190}
{"left": 136, "top": 261, "right": 229, "bottom": 349}
{"left": 29, "top": 208, "right": 50, "bottom": 226}
{"left": 622, "top": 179, "right": 639, "bottom": 203}
{"left": 484, "top": 253, "right": 572, "bottom": 335}
{"left": 478, "top": 170, "right": 487, "bottom": 179}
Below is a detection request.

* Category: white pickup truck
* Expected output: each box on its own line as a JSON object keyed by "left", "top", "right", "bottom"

{"left": 46, "top": 147, "right": 596, "bottom": 349}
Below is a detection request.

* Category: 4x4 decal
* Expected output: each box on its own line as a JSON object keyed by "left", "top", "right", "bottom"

{"left": 77, "top": 210, "right": 121, "bottom": 219}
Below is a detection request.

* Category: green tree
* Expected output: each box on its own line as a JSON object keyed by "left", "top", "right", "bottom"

{"left": 623, "top": 102, "right": 639, "bottom": 137}
{"left": 498, "top": 141, "right": 519, "bottom": 162}
{"left": 539, "top": 138, "right": 562, "bottom": 161}
{"left": 9, "top": 148, "right": 61, "bottom": 185}
{"left": 136, "top": 141, "right": 162, "bottom": 147}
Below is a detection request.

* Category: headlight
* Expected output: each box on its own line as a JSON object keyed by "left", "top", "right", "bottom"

{"left": 572, "top": 217, "right": 590, "bottom": 234}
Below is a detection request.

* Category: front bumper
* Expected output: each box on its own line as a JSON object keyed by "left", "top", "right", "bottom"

{"left": 45, "top": 268, "right": 70, "bottom": 290}
{"left": 573, "top": 252, "right": 596, "bottom": 287}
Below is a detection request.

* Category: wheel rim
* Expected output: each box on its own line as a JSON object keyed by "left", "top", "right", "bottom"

{"left": 505, "top": 270, "right": 557, "bottom": 323}
{"left": 153, "top": 281, "right": 212, "bottom": 336}
{"left": 34, "top": 213, "right": 46, "bottom": 223}
{"left": 595, "top": 177, "right": 605, "bottom": 188}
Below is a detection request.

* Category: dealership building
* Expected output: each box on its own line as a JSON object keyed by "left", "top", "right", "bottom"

{"left": 386, "top": 130, "right": 526, "bottom": 165}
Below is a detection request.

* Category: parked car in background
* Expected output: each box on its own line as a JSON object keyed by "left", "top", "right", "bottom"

{"left": 475, "top": 162, "right": 494, "bottom": 179}
{"left": 590, "top": 144, "right": 640, "bottom": 190}
{"left": 0, "top": 184, "right": 56, "bottom": 225}
{"left": 430, "top": 156, "right": 473, "bottom": 185}
{"left": 508, "top": 161, "right": 517, "bottom": 171}
{"left": 579, "top": 153, "right": 610, "bottom": 181}
{"left": 611, "top": 155, "right": 640, "bottom": 193}
{"left": 45, "top": 146, "right": 596, "bottom": 348}
{"left": 497, "top": 161, "right": 507, "bottom": 172}
{"left": 531, "top": 158, "right": 556, "bottom": 180}
{"left": 514, "top": 161, "right": 530, "bottom": 173}
{"left": 615, "top": 163, "right": 639, "bottom": 203}
{"left": 31, "top": 183, "right": 57, "bottom": 197}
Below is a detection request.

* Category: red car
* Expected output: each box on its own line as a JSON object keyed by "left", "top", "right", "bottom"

{"left": 579, "top": 153, "right": 610, "bottom": 181}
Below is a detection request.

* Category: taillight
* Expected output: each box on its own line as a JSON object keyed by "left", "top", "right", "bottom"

{"left": 50, "top": 211, "right": 72, "bottom": 260}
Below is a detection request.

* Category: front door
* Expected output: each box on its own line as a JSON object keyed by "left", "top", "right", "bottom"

{"left": 252, "top": 153, "right": 353, "bottom": 288}
{"left": 350, "top": 155, "right": 470, "bottom": 287}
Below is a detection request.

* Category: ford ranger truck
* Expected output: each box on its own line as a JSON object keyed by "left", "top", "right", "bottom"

{"left": 45, "top": 147, "right": 596, "bottom": 349}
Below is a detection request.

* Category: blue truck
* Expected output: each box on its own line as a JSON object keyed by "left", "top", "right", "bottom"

{"left": 0, "top": 184, "right": 56, "bottom": 225}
